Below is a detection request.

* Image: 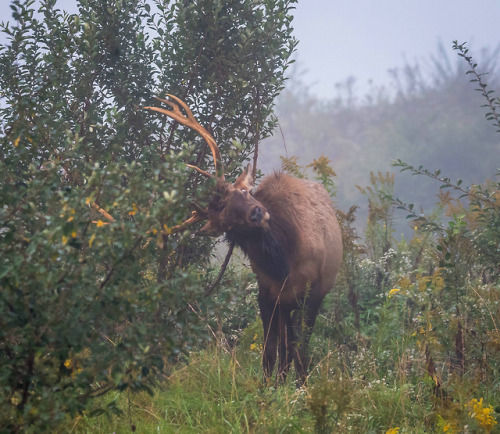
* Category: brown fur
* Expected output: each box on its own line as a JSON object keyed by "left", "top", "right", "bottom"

{"left": 202, "top": 168, "right": 343, "bottom": 385}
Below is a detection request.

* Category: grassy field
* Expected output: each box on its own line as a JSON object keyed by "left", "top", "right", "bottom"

{"left": 71, "top": 306, "right": 499, "bottom": 433}
{"left": 70, "top": 331, "right": 432, "bottom": 433}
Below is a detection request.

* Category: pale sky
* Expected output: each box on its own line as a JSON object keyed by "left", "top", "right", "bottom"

{"left": 292, "top": 0, "right": 500, "bottom": 97}
{"left": 1, "top": 0, "right": 499, "bottom": 98}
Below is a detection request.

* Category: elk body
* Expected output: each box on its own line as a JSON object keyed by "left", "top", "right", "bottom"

{"left": 146, "top": 95, "right": 343, "bottom": 385}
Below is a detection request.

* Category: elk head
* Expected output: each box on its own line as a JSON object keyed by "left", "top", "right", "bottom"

{"left": 145, "top": 95, "right": 269, "bottom": 236}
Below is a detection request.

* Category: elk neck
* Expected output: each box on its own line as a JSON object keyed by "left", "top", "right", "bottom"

{"left": 225, "top": 209, "right": 297, "bottom": 283}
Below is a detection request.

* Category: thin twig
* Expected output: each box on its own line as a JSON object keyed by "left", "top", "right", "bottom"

{"left": 252, "top": 86, "right": 261, "bottom": 181}
{"left": 204, "top": 241, "right": 235, "bottom": 296}
{"left": 100, "top": 236, "right": 143, "bottom": 290}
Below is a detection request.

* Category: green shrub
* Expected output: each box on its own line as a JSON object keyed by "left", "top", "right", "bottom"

{"left": 0, "top": 0, "right": 296, "bottom": 430}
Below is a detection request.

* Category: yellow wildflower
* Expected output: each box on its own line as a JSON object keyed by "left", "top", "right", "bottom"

{"left": 250, "top": 334, "right": 263, "bottom": 353}
{"left": 417, "top": 274, "right": 431, "bottom": 292}
{"left": 431, "top": 268, "right": 445, "bottom": 291}
{"left": 442, "top": 422, "right": 460, "bottom": 433}
{"left": 386, "top": 428, "right": 399, "bottom": 434}
{"left": 396, "top": 276, "right": 412, "bottom": 291}
{"left": 388, "top": 288, "right": 400, "bottom": 298}
{"left": 62, "top": 235, "right": 69, "bottom": 245}
{"left": 129, "top": 203, "right": 138, "bottom": 216}
{"left": 64, "top": 358, "right": 83, "bottom": 377}
{"left": 250, "top": 342, "right": 262, "bottom": 352}
{"left": 307, "top": 155, "right": 336, "bottom": 177}
{"left": 468, "top": 398, "right": 497, "bottom": 431}
{"left": 163, "top": 224, "right": 172, "bottom": 235}
{"left": 96, "top": 220, "right": 105, "bottom": 227}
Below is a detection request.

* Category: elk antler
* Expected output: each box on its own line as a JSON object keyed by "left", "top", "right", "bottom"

{"left": 144, "top": 94, "right": 224, "bottom": 180}
{"left": 91, "top": 202, "right": 115, "bottom": 223}
{"left": 168, "top": 202, "right": 209, "bottom": 234}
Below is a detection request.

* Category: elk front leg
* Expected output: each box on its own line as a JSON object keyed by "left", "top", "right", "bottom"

{"left": 259, "top": 291, "right": 278, "bottom": 382}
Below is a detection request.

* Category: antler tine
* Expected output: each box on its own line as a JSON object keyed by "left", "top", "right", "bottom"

{"left": 186, "top": 163, "right": 214, "bottom": 179}
{"left": 169, "top": 202, "right": 209, "bottom": 233}
{"left": 169, "top": 210, "right": 206, "bottom": 233}
{"left": 145, "top": 94, "right": 224, "bottom": 180}
{"left": 159, "top": 93, "right": 195, "bottom": 122}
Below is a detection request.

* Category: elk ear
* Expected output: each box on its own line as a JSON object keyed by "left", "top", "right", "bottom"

{"left": 234, "top": 164, "right": 254, "bottom": 191}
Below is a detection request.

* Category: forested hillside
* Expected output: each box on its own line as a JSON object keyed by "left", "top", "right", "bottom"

{"left": 262, "top": 44, "right": 499, "bottom": 231}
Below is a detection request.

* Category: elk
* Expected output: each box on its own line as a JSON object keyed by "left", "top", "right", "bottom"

{"left": 146, "top": 95, "right": 343, "bottom": 385}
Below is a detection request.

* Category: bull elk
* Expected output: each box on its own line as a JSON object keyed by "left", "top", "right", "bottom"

{"left": 146, "top": 95, "right": 343, "bottom": 385}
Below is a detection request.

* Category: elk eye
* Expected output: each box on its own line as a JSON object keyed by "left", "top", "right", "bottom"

{"left": 241, "top": 189, "right": 247, "bottom": 196}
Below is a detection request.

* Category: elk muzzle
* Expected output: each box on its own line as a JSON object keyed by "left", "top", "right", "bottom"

{"left": 249, "top": 206, "right": 270, "bottom": 225}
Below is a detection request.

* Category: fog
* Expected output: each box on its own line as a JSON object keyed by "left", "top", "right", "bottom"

{"left": 291, "top": 0, "right": 500, "bottom": 99}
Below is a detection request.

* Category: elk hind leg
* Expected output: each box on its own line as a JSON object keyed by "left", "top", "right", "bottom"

{"left": 277, "top": 306, "right": 293, "bottom": 383}
{"left": 291, "top": 296, "right": 321, "bottom": 386}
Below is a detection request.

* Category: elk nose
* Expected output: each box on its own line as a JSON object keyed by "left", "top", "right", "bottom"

{"left": 249, "top": 206, "right": 263, "bottom": 223}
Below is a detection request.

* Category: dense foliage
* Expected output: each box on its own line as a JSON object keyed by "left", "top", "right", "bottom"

{"left": 0, "top": 0, "right": 296, "bottom": 430}
{"left": 77, "top": 150, "right": 499, "bottom": 433}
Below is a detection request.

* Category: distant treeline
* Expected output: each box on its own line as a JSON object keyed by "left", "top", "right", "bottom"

{"left": 261, "top": 43, "right": 500, "bottom": 233}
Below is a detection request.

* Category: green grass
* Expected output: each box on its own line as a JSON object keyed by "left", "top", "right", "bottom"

{"left": 66, "top": 313, "right": 499, "bottom": 433}
{"left": 63, "top": 330, "right": 447, "bottom": 433}
{"left": 71, "top": 341, "right": 314, "bottom": 433}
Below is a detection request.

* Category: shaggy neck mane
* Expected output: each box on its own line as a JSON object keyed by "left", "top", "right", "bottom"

{"left": 225, "top": 205, "right": 297, "bottom": 283}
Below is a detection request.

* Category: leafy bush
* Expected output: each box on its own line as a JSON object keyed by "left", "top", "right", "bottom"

{"left": 0, "top": 0, "right": 296, "bottom": 430}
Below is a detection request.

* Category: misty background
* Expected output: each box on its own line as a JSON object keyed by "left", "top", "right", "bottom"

{"left": 1, "top": 0, "right": 499, "bottom": 234}
{"left": 264, "top": 1, "right": 500, "bottom": 234}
